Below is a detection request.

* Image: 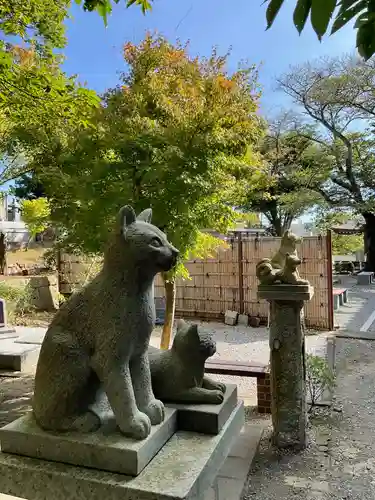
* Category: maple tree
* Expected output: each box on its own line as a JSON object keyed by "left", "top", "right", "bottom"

{"left": 0, "top": 0, "right": 100, "bottom": 187}
{"left": 20, "top": 198, "right": 51, "bottom": 248}
{"left": 37, "top": 34, "right": 264, "bottom": 347}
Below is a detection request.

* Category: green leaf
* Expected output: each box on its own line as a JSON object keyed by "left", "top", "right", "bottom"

{"left": 265, "top": 0, "right": 285, "bottom": 29}
{"left": 141, "top": 0, "right": 152, "bottom": 14}
{"left": 331, "top": 0, "right": 366, "bottom": 34}
{"left": 356, "top": 19, "right": 375, "bottom": 60}
{"left": 126, "top": 0, "right": 152, "bottom": 11}
{"left": 354, "top": 11, "right": 367, "bottom": 28}
{"left": 293, "top": 0, "right": 312, "bottom": 33}
{"left": 96, "top": 0, "right": 112, "bottom": 25}
{"left": 339, "top": 0, "right": 362, "bottom": 8}
{"left": 311, "top": 0, "right": 336, "bottom": 38}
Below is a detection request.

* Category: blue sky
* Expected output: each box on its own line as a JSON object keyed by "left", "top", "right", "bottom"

{"left": 63, "top": 0, "right": 355, "bottom": 115}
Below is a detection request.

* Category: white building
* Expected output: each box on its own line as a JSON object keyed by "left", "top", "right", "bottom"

{"left": 0, "top": 195, "right": 29, "bottom": 246}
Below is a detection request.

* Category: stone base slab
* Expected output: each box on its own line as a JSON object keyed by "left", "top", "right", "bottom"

{"left": 14, "top": 330, "right": 45, "bottom": 345}
{"left": 257, "top": 284, "right": 314, "bottom": 301}
{"left": 0, "top": 327, "right": 17, "bottom": 338}
{"left": 0, "top": 342, "right": 40, "bottom": 371}
{"left": 0, "top": 402, "right": 244, "bottom": 500}
{"left": 0, "top": 408, "right": 177, "bottom": 477}
{"left": 166, "top": 384, "right": 237, "bottom": 434}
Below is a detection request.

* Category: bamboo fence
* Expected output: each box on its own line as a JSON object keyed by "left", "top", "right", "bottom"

{"left": 154, "top": 233, "right": 333, "bottom": 330}
{"left": 57, "top": 233, "right": 334, "bottom": 330}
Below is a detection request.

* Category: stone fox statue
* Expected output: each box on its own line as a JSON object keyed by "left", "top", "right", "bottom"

{"left": 33, "top": 206, "right": 179, "bottom": 440}
{"left": 149, "top": 319, "right": 226, "bottom": 404}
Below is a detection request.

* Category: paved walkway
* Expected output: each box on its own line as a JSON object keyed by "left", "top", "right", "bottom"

{"left": 334, "top": 275, "right": 375, "bottom": 339}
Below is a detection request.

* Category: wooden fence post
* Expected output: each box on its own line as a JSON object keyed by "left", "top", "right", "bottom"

{"left": 238, "top": 232, "right": 244, "bottom": 314}
{"left": 326, "top": 230, "right": 334, "bottom": 331}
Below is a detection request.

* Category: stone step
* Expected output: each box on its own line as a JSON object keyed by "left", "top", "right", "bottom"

{"left": 204, "top": 421, "right": 266, "bottom": 500}
{"left": 14, "top": 329, "right": 46, "bottom": 345}
{"left": 0, "top": 494, "right": 25, "bottom": 499}
{"left": 0, "top": 401, "right": 246, "bottom": 500}
{"left": 0, "top": 327, "right": 18, "bottom": 341}
{"left": 0, "top": 341, "right": 40, "bottom": 372}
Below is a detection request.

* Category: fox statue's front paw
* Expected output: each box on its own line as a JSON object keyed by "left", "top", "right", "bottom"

{"left": 119, "top": 411, "right": 151, "bottom": 440}
{"left": 142, "top": 399, "right": 165, "bottom": 425}
{"left": 207, "top": 389, "right": 225, "bottom": 405}
{"left": 214, "top": 382, "right": 227, "bottom": 394}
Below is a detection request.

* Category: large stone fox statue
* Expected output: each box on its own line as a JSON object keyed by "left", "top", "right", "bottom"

{"left": 33, "top": 206, "right": 179, "bottom": 440}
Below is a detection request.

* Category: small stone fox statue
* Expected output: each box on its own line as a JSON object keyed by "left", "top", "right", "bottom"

{"left": 148, "top": 319, "right": 226, "bottom": 404}
{"left": 33, "top": 206, "right": 179, "bottom": 440}
{"left": 278, "top": 253, "right": 309, "bottom": 285}
{"left": 256, "top": 230, "right": 302, "bottom": 285}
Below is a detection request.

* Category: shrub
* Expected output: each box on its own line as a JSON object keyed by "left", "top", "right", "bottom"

{"left": 42, "top": 248, "right": 57, "bottom": 271}
{"left": 0, "top": 281, "right": 35, "bottom": 320}
{"left": 306, "top": 354, "right": 336, "bottom": 411}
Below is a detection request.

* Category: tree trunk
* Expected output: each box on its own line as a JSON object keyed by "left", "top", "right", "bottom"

{"left": 363, "top": 213, "right": 375, "bottom": 272}
{"left": 281, "top": 214, "right": 293, "bottom": 235}
{"left": 160, "top": 277, "right": 176, "bottom": 350}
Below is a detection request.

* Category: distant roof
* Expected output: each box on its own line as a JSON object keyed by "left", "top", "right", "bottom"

{"left": 201, "top": 229, "right": 227, "bottom": 240}
{"left": 228, "top": 228, "right": 266, "bottom": 234}
{"left": 202, "top": 227, "right": 267, "bottom": 240}
{"left": 331, "top": 220, "right": 364, "bottom": 235}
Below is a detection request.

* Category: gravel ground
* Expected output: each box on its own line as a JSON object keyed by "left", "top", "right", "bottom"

{"left": 242, "top": 336, "right": 375, "bottom": 500}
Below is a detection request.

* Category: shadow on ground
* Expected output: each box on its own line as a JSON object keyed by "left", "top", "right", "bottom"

{"left": 0, "top": 375, "right": 33, "bottom": 427}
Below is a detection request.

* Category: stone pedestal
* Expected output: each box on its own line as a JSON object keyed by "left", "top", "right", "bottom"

{"left": 0, "top": 408, "right": 177, "bottom": 477}
{"left": 258, "top": 284, "right": 314, "bottom": 450}
{"left": 167, "top": 384, "right": 238, "bottom": 434}
{"left": 0, "top": 402, "right": 244, "bottom": 500}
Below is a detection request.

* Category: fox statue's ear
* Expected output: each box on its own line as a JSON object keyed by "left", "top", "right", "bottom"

{"left": 188, "top": 324, "right": 199, "bottom": 337}
{"left": 137, "top": 208, "right": 152, "bottom": 223}
{"left": 176, "top": 319, "right": 186, "bottom": 332}
{"left": 118, "top": 206, "right": 136, "bottom": 231}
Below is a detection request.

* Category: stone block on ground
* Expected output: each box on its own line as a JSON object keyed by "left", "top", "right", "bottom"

{"left": 0, "top": 330, "right": 18, "bottom": 341}
{"left": 0, "top": 342, "right": 40, "bottom": 371}
{"left": 14, "top": 329, "right": 46, "bottom": 345}
{"left": 237, "top": 314, "right": 249, "bottom": 327}
{"left": 249, "top": 317, "right": 260, "bottom": 328}
{"left": 0, "top": 402, "right": 245, "bottom": 500}
{"left": 29, "top": 276, "right": 59, "bottom": 311}
{"left": 166, "top": 384, "right": 238, "bottom": 434}
{"left": 0, "top": 408, "right": 177, "bottom": 477}
{"left": 224, "top": 310, "right": 238, "bottom": 326}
